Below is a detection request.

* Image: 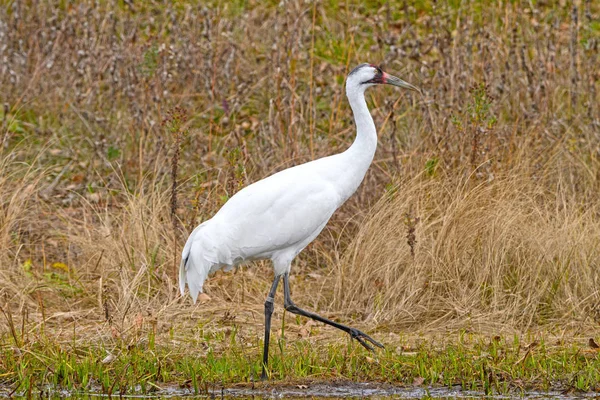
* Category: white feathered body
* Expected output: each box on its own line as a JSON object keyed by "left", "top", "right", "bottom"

{"left": 180, "top": 65, "right": 379, "bottom": 303}
{"left": 180, "top": 147, "right": 373, "bottom": 302}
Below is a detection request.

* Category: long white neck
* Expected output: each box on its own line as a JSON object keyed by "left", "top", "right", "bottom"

{"left": 345, "top": 87, "right": 377, "bottom": 160}
{"left": 330, "top": 85, "right": 377, "bottom": 203}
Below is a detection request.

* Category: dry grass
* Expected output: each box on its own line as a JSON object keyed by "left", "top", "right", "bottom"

{"left": 333, "top": 169, "right": 600, "bottom": 331}
{"left": 0, "top": 0, "right": 599, "bottom": 346}
{"left": 0, "top": 156, "right": 40, "bottom": 301}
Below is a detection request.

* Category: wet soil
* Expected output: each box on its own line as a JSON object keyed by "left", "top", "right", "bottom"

{"left": 3, "top": 381, "right": 597, "bottom": 399}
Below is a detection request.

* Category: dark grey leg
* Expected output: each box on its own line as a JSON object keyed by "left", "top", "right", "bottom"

{"left": 261, "top": 275, "right": 281, "bottom": 380}
{"left": 282, "top": 272, "right": 384, "bottom": 351}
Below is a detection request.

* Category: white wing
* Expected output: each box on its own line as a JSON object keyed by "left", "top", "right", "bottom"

{"left": 215, "top": 169, "right": 340, "bottom": 254}
{"left": 180, "top": 155, "right": 355, "bottom": 301}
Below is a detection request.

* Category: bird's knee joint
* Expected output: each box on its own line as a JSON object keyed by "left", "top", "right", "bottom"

{"left": 264, "top": 301, "right": 274, "bottom": 313}
{"left": 264, "top": 296, "right": 275, "bottom": 313}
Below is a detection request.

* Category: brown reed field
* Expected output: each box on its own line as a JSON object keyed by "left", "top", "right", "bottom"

{"left": 1, "top": 0, "right": 599, "bottom": 393}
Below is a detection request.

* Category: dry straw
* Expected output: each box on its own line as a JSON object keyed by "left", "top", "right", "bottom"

{"left": 0, "top": 1, "right": 598, "bottom": 340}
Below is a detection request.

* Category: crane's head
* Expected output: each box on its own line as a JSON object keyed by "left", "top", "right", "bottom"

{"left": 346, "top": 63, "right": 421, "bottom": 95}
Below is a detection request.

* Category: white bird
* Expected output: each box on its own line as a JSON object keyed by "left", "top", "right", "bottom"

{"left": 180, "top": 63, "right": 420, "bottom": 379}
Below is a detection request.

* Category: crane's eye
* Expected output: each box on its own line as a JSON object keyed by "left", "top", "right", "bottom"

{"left": 369, "top": 64, "right": 383, "bottom": 74}
{"left": 362, "top": 67, "right": 384, "bottom": 85}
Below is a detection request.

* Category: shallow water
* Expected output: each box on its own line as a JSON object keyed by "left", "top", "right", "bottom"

{"left": 5, "top": 383, "right": 597, "bottom": 399}
{"left": 206, "top": 384, "right": 595, "bottom": 399}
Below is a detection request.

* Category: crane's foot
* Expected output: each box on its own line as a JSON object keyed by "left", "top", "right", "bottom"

{"left": 260, "top": 369, "right": 269, "bottom": 381}
{"left": 349, "top": 328, "right": 385, "bottom": 351}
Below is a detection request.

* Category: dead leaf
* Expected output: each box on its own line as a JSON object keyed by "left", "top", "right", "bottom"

{"left": 197, "top": 293, "right": 211, "bottom": 303}
{"left": 110, "top": 326, "right": 120, "bottom": 339}
{"left": 134, "top": 313, "right": 144, "bottom": 330}
{"left": 298, "top": 327, "right": 310, "bottom": 338}
{"left": 71, "top": 174, "right": 85, "bottom": 183}
{"left": 86, "top": 192, "right": 100, "bottom": 203}
{"left": 101, "top": 353, "right": 116, "bottom": 364}
{"left": 304, "top": 320, "right": 317, "bottom": 327}
{"left": 412, "top": 377, "right": 425, "bottom": 386}
{"left": 525, "top": 341, "right": 539, "bottom": 350}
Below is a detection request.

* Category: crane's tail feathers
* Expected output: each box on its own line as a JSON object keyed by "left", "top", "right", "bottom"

{"left": 179, "top": 255, "right": 204, "bottom": 303}
{"left": 184, "top": 257, "right": 207, "bottom": 303}
{"left": 179, "top": 256, "right": 188, "bottom": 297}
{"left": 179, "top": 253, "right": 209, "bottom": 304}
{"left": 179, "top": 225, "right": 211, "bottom": 304}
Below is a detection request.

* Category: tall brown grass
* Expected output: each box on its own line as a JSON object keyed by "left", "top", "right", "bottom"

{"left": 333, "top": 167, "right": 600, "bottom": 332}
{"left": 0, "top": 151, "right": 44, "bottom": 305}
{"left": 0, "top": 1, "right": 598, "bottom": 340}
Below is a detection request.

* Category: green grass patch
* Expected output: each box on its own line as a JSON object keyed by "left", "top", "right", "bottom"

{"left": 1, "top": 331, "right": 599, "bottom": 396}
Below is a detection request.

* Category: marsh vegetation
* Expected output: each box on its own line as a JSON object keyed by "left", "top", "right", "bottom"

{"left": 0, "top": 0, "right": 599, "bottom": 395}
